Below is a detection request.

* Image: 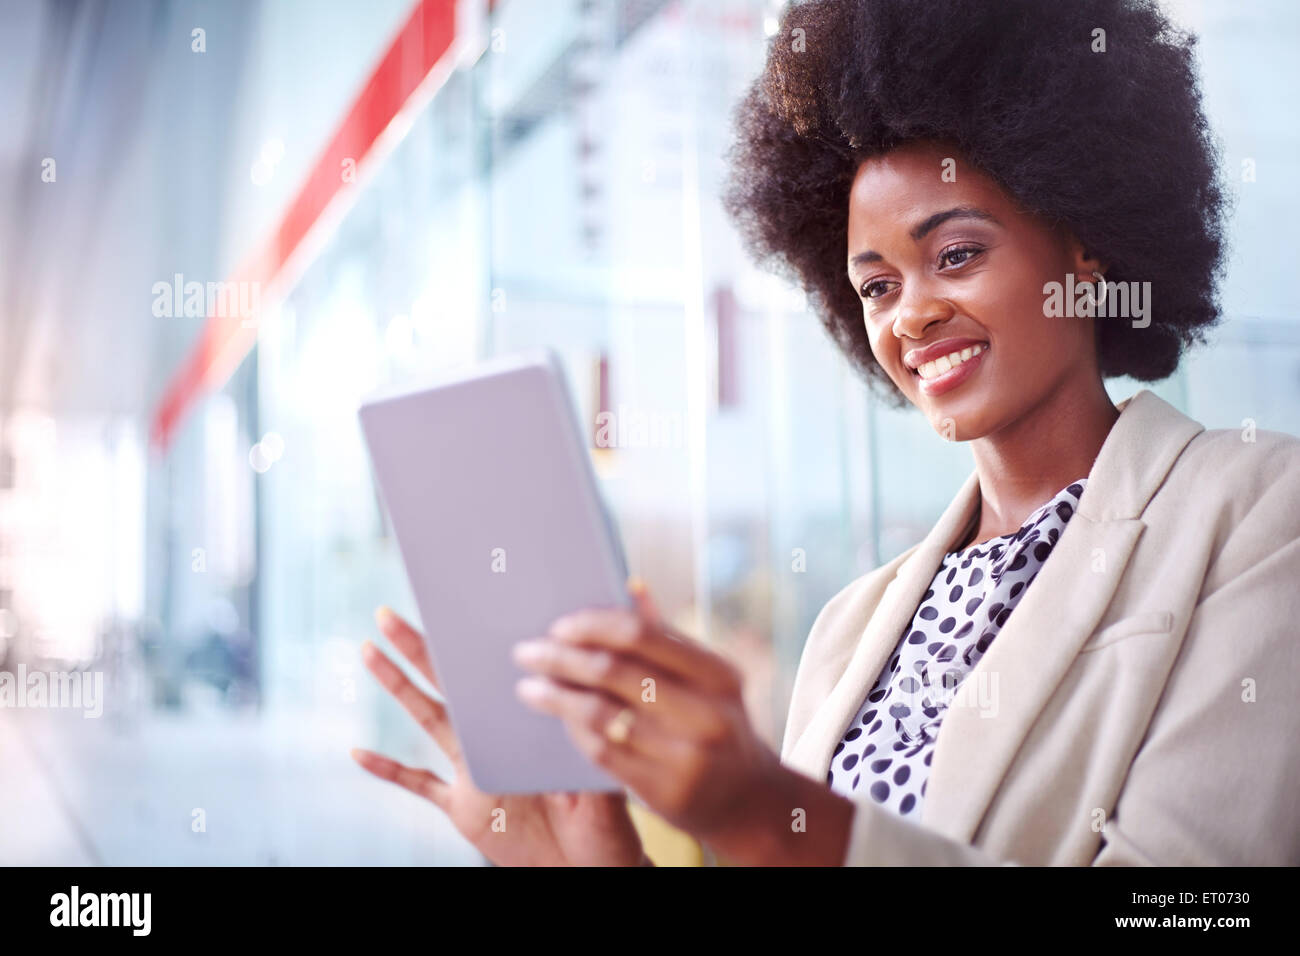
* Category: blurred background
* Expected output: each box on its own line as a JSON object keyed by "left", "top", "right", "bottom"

{"left": 0, "top": 0, "right": 1296, "bottom": 865}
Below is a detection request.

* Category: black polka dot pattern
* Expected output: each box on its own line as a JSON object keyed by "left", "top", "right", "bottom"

{"left": 826, "top": 479, "right": 1088, "bottom": 817}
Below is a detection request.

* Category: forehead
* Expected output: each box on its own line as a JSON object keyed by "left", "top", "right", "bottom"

{"left": 847, "top": 143, "right": 1011, "bottom": 236}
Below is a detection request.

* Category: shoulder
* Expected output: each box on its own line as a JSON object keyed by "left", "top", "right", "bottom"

{"left": 791, "top": 545, "right": 917, "bottom": 685}
{"left": 789, "top": 543, "right": 918, "bottom": 685}
{"left": 1167, "top": 422, "right": 1300, "bottom": 521}
{"left": 1160, "top": 422, "right": 1300, "bottom": 591}
{"left": 782, "top": 547, "right": 918, "bottom": 760}
{"left": 1174, "top": 421, "right": 1300, "bottom": 489}
{"left": 807, "top": 544, "right": 917, "bottom": 641}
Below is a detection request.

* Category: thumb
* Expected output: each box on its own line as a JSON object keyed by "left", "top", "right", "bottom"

{"left": 627, "top": 576, "right": 659, "bottom": 625}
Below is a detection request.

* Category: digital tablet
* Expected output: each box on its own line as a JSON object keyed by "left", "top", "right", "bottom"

{"left": 358, "top": 349, "right": 630, "bottom": 794}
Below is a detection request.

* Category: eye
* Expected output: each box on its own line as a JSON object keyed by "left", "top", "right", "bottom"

{"left": 938, "top": 244, "right": 984, "bottom": 269}
{"left": 860, "top": 278, "right": 897, "bottom": 299}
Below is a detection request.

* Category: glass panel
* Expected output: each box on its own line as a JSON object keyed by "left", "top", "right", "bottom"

{"left": 14, "top": 0, "right": 1290, "bottom": 866}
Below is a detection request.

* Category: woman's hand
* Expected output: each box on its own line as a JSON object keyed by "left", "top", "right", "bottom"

{"left": 352, "top": 606, "right": 648, "bottom": 867}
{"left": 511, "top": 580, "right": 805, "bottom": 858}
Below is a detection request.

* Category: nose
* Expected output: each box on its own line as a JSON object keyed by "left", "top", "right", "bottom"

{"left": 891, "top": 276, "right": 954, "bottom": 341}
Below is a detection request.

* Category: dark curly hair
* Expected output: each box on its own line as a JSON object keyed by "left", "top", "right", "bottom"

{"left": 723, "top": 0, "right": 1229, "bottom": 406}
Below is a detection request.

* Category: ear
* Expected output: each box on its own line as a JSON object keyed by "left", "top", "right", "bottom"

{"left": 1065, "top": 234, "right": 1108, "bottom": 282}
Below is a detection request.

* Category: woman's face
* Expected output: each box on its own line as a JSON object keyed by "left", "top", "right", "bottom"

{"left": 846, "top": 141, "right": 1102, "bottom": 441}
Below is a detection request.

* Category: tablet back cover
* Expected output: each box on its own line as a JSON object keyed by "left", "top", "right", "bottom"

{"left": 359, "top": 350, "right": 628, "bottom": 794}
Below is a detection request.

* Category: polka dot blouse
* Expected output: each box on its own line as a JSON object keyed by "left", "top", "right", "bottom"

{"left": 826, "top": 478, "right": 1088, "bottom": 818}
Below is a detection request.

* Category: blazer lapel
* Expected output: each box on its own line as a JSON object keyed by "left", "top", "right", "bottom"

{"left": 919, "top": 510, "right": 1146, "bottom": 841}
{"left": 783, "top": 388, "right": 1207, "bottom": 843}
{"left": 785, "top": 469, "right": 982, "bottom": 779}
{"left": 921, "top": 388, "right": 1205, "bottom": 842}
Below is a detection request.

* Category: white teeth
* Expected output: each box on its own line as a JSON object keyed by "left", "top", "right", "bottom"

{"left": 916, "top": 343, "right": 986, "bottom": 380}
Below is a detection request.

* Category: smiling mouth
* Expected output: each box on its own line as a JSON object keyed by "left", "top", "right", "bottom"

{"left": 913, "top": 343, "right": 988, "bottom": 381}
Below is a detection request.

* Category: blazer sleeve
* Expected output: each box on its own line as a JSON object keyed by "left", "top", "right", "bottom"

{"left": 1091, "top": 476, "right": 1300, "bottom": 866}
{"left": 837, "top": 463, "right": 1300, "bottom": 866}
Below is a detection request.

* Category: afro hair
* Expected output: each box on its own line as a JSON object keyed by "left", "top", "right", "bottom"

{"left": 723, "top": 0, "right": 1229, "bottom": 406}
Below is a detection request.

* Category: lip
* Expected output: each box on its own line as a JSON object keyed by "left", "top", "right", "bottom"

{"left": 914, "top": 343, "right": 988, "bottom": 397}
{"left": 904, "top": 337, "right": 989, "bottom": 371}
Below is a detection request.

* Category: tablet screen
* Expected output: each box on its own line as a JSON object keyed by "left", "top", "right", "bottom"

{"left": 358, "top": 350, "right": 630, "bottom": 793}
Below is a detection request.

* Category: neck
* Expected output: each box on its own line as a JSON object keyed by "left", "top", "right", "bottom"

{"left": 966, "top": 373, "right": 1120, "bottom": 543}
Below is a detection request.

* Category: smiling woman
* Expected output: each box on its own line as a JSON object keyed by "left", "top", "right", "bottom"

{"left": 704, "top": 0, "right": 1300, "bottom": 865}
{"left": 725, "top": 0, "right": 1227, "bottom": 406}
{"left": 842, "top": 143, "right": 1119, "bottom": 453}
{"left": 354, "top": 0, "right": 1300, "bottom": 869}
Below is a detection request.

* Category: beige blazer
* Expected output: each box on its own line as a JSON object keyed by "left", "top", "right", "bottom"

{"left": 780, "top": 388, "right": 1300, "bottom": 865}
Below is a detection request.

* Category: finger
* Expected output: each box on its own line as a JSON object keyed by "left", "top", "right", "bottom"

{"left": 627, "top": 576, "right": 659, "bottom": 626}
{"left": 548, "top": 608, "right": 740, "bottom": 696}
{"left": 361, "top": 641, "right": 463, "bottom": 764}
{"left": 562, "top": 721, "right": 662, "bottom": 799}
{"left": 374, "top": 605, "right": 441, "bottom": 690}
{"left": 350, "top": 747, "right": 452, "bottom": 808}
{"left": 512, "top": 640, "right": 723, "bottom": 737}
{"left": 516, "top": 678, "right": 669, "bottom": 794}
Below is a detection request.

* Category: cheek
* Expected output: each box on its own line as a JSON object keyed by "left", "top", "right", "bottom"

{"left": 1013, "top": 280, "right": 1094, "bottom": 363}
{"left": 862, "top": 310, "right": 882, "bottom": 355}
{"left": 863, "top": 313, "right": 909, "bottom": 383}
{"left": 1001, "top": 324, "right": 1101, "bottom": 405}
{"left": 970, "top": 270, "right": 1065, "bottom": 356}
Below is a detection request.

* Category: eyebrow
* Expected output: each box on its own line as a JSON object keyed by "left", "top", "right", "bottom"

{"left": 848, "top": 206, "right": 1001, "bottom": 272}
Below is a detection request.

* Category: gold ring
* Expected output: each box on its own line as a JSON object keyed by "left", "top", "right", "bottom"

{"left": 605, "top": 708, "right": 635, "bottom": 744}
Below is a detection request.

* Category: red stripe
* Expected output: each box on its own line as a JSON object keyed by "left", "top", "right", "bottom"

{"left": 149, "top": 0, "right": 457, "bottom": 450}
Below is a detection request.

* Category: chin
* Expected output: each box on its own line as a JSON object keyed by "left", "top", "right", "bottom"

{"left": 913, "top": 389, "right": 1000, "bottom": 443}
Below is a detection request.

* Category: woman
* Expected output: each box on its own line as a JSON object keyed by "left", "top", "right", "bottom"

{"left": 352, "top": 0, "right": 1300, "bottom": 865}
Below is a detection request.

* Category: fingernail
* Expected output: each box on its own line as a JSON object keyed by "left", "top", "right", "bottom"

{"left": 360, "top": 640, "right": 379, "bottom": 662}
{"left": 512, "top": 640, "right": 542, "bottom": 663}
{"left": 516, "top": 676, "right": 546, "bottom": 700}
{"left": 374, "top": 605, "right": 395, "bottom": 629}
